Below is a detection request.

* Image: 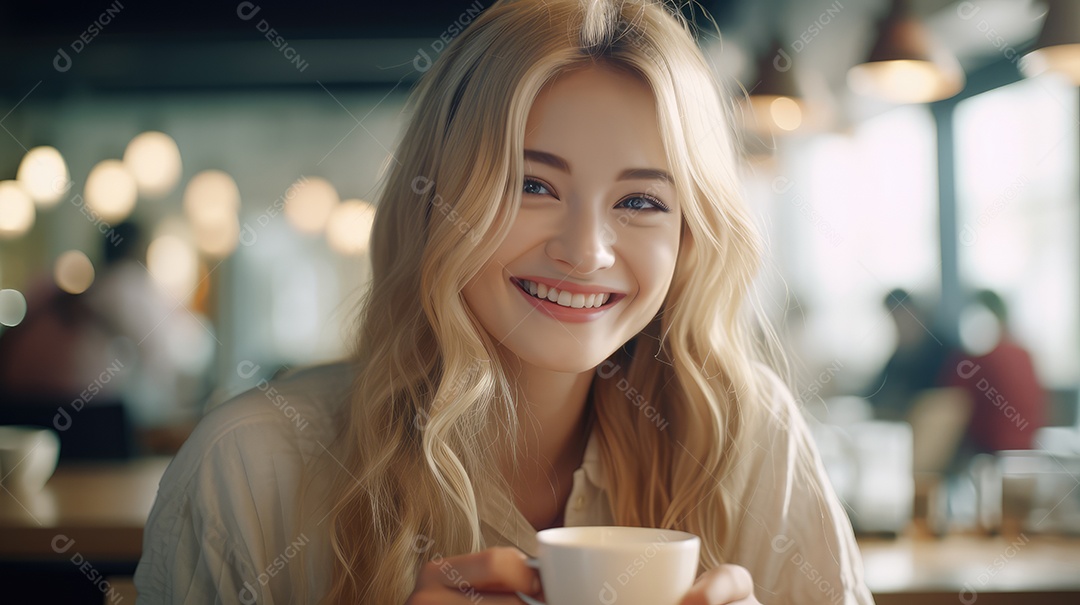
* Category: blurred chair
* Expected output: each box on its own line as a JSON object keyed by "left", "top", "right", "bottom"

{"left": 907, "top": 387, "right": 974, "bottom": 535}
{"left": 908, "top": 387, "right": 974, "bottom": 475}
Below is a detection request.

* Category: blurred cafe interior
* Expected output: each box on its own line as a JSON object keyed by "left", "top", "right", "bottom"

{"left": 1, "top": 0, "right": 1079, "bottom": 602}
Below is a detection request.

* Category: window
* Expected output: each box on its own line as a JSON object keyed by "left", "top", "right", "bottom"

{"left": 954, "top": 74, "right": 1080, "bottom": 386}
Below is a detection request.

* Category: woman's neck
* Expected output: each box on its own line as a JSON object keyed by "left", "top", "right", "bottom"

{"left": 497, "top": 353, "right": 596, "bottom": 476}
{"left": 498, "top": 358, "right": 596, "bottom": 530}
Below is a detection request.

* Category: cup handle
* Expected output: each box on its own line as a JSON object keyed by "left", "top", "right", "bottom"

{"left": 515, "top": 557, "right": 545, "bottom": 605}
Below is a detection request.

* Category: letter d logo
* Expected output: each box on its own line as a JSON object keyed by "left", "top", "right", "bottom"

{"left": 237, "top": 2, "right": 261, "bottom": 21}
{"left": 597, "top": 360, "right": 620, "bottom": 379}
{"left": 958, "top": 582, "right": 978, "bottom": 605}
{"left": 956, "top": 360, "right": 980, "bottom": 380}
{"left": 413, "top": 48, "right": 433, "bottom": 73}
{"left": 239, "top": 223, "right": 258, "bottom": 246}
{"left": 53, "top": 48, "right": 72, "bottom": 72}
{"left": 239, "top": 581, "right": 259, "bottom": 604}
{"left": 959, "top": 224, "right": 978, "bottom": 246}
{"left": 773, "top": 47, "right": 793, "bottom": 72}
{"left": 599, "top": 581, "right": 618, "bottom": 604}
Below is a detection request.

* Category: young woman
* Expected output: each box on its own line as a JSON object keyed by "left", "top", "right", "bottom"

{"left": 135, "top": 1, "right": 874, "bottom": 603}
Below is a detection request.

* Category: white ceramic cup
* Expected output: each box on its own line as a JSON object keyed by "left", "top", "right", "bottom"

{"left": 516, "top": 526, "right": 701, "bottom": 605}
{"left": 0, "top": 425, "right": 60, "bottom": 494}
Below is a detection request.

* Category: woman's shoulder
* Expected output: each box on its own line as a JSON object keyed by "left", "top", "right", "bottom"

{"left": 136, "top": 361, "right": 355, "bottom": 601}
{"left": 208, "top": 361, "right": 355, "bottom": 427}
{"left": 157, "top": 360, "right": 356, "bottom": 496}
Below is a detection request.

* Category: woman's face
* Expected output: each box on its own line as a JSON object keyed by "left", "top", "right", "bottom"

{"left": 462, "top": 64, "right": 683, "bottom": 374}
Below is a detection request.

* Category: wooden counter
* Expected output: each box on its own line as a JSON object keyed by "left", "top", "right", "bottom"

{"left": 0, "top": 456, "right": 170, "bottom": 561}
{"left": 860, "top": 533, "right": 1080, "bottom": 604}
{"left": 3, "top": 456, "right": 1080, "bottom": 604}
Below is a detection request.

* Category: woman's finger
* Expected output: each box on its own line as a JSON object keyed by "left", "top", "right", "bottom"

{"left": 679, "top": 564, "right": 757, "bottom": 605}
{"left": 417, "top": 546, "right": 541, "bottom": 595}
{"left": 409, "top": 590, "right": 537, "bottom": 605}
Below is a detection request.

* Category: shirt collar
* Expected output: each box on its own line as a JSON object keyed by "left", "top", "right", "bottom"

{"left": 478, "top": 426, "right": 607, "bottom": 555}
{"left": 580, "top": 425, "right": 608, "bottom": 491}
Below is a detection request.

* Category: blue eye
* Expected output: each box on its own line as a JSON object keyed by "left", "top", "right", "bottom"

{"left": 617, "top": 195, "right": 669, "bottom": 213}
{"left": 522, "top": 178, "right": 551, "bottom": 196}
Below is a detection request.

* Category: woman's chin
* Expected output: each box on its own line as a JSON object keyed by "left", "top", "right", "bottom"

{"left": 511, "top": 347, "right": 613, "bottom": 376}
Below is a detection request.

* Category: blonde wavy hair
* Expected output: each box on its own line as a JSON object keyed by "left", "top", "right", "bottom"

{"left": 305, "top": 0, "right": 788, "bottom": 602}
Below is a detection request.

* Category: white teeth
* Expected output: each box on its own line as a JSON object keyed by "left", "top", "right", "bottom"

{"left": 517, "top": 279, "right": 613, "bottom": 309}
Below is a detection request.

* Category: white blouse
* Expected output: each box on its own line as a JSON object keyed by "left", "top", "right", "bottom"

{"left": 134, "top": 362, "right": 874, "bottom": 604}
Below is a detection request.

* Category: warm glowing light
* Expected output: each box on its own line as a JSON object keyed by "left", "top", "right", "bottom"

{"left": 848, "top": 60, "right": 964, "bottom": 104}
{"left": 184, "top": 170, "right": 240, "bottom": 226}
{"left": 327, "top": 199, "right": 376, "bottom": 255}
{"left": 0, "top": 289, "right": 28, "bottom": 327}
{"left": 17, "top": 146, "right": 70, "bottom": 207}
{"left": 770, "top": 97, "right": 803, "bottom": 131}
{"left": 123, "top": 131, "right": 183, "bottom": 199}
{"left": 85, "top": 159, "right": 138, "bottom": 222}
{"left": 54, "top": 250, "right": 96, "bottom": 294}
{"left": 0, "top": 181, "right": 36, "bottom": 239}
{"left": 1023, "top": 45, "right": 1080, "bottom": 85}
{"left": 147, "top": 233, "right": 198, "bottom": 302}
{"left": 194, "top": 213, "right": 239, "bottom": 258}
{"left": 745, "top": 95, "right": 809, "bottom": 135}
{"left": 285, "top": 177, "right": 339, "bottom": 234}
{"left": 183, "top": 170, "right": 241, "bottom": 258}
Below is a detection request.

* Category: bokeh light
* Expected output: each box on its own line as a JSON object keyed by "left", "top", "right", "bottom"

{"left": 54, "top": 250, "right": 96, "bottom": 294}
{"left": 183, "top": 169, "right": 240, "bottom": 225}
{"left": 770, "top": 96, "right": 803, "bottom": 132}
{"left": 0, "top": 180, "right": 36, "bottom": 239}
{"left": 85, "top": 159, "right": 138, "bottom": 222}
{"left": 17, "top": 146, "right": 70, "bottom": 207}
{"left": 183, "top": 169, "right": 241, "bottom": 258}
{"left": 123, "top": 131, "right": 183, "bottom": 199}
{"left": 285, "top": 176, "right": 339, "bottom": 234}
{"left": 326, "top": 199, "right": 376, "bottom": 255}
{"left": 147, "top": 232, "right": 199, "bottom": 302}
{"left": 194, "top": 213, "right": 240, "bottom": 258}
{"left": 0, "top": 289, "right": 28, "bottom": 327}
{"left": 848, "top": 60, "right": 963, "bottom": 105}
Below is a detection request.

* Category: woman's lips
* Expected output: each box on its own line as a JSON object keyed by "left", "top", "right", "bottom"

{"left": 510, "top": 277, "right": 623, "bottom": 323}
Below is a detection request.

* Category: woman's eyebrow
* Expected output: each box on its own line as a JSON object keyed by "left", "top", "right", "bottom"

{"left": 524, "top": 148, "right": 674, "bottom": 185}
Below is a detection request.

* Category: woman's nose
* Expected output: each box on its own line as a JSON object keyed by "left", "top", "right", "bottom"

{"left": 544, "top": 204, "right": 616, "bottom": 274}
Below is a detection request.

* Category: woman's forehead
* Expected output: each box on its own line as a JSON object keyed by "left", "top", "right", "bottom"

{"left": 523, "top": 65, "right": 671, "bottom": 176}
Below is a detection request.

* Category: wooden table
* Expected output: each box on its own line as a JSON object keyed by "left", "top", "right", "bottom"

{"left": 5, "top": 458, "right": 1080, "bottom": 604}
{"left": 860, "top": 534, "right": 1080, "bottom": 604}
{"left": 0, "top": 456, "right": 170, "bottom": 561}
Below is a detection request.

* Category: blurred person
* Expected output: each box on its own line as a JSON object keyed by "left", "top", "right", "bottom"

{"left": 135, "top": 2, "right": 873, "bottom": 604}
{"left": 943, "top": 290, "right": 1046, "bottom": 460}
{"left": 865, "top": 288, "right": 950, "bottom": 421}
{"left": 0, "top": 222, "right": 214, "bottom": 430}
{"left": 0, "top": 278, "right": 127, "bottom": 400}
{"left": 80, "top": 221, "right": 215, "bottom": 428}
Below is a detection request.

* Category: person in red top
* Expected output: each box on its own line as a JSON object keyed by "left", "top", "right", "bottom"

{"left": 943, "top": 290, "right": 1046, "bottom": 459}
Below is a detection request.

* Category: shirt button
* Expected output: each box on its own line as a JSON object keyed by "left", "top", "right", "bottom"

{"left": 573, "top": 495, "right": 585, "bottom": 510}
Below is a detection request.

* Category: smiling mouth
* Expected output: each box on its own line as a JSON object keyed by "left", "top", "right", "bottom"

{"left": 510, "top": 277, "right": 621, "bottom": 310}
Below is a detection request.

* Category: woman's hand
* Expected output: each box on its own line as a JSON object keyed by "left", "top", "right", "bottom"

{"left": 678, "top": 564, "right": 762, "bottom": 605}
{"left": 406, "top": 546, "right": 542, "bottom": 604}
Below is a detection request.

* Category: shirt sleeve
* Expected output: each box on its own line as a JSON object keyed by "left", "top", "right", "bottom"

{"left": 134, "top": 396, "right": 308, "bottom": 605}
{"left": 722, "top": 368, "right": 875, "bottom": 605}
